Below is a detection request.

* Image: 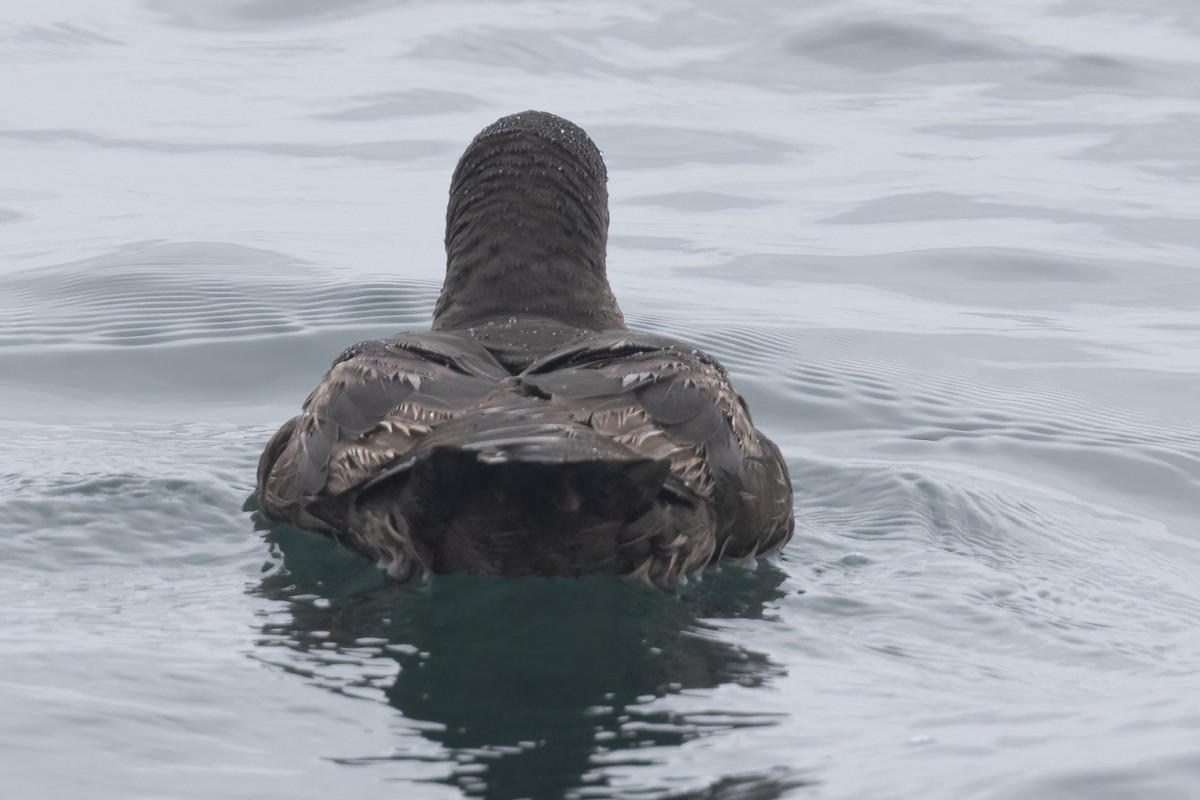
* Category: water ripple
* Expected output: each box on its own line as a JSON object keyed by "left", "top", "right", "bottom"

{"left": 786, "top": 19, "right": 1018, "bottom": 72}
{"left": 0, "top": 242, "right": 438, "bottom": 348}
{"left": 0, "top": 129, "right": 452, "bottom": 163}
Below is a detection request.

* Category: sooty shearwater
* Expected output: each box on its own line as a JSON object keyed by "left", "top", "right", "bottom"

{"left": 256, "top": 110, "right": 794, "bottom": 589}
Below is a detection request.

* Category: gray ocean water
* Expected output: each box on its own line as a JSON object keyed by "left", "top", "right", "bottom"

{"left": 3, "top": 1, "right": 1199, "bottom": 798}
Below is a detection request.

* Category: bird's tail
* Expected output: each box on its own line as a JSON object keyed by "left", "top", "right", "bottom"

{"left": 311, "top": 407, "right": 708, "bottom": 585}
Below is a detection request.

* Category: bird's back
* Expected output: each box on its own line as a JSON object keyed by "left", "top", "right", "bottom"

{"left": 257, "top": 320, "right": 793, "bottom": 587}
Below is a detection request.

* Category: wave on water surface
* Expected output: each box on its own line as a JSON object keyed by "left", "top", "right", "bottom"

{"left": 0, "top": 241, "right": 440, "bottom": 348}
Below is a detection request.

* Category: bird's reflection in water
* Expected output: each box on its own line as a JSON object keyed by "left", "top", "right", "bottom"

{"left": 252, "top": 521, "right": 806, "bottom": 800}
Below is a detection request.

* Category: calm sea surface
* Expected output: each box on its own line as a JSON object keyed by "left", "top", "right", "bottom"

{"left": 3, "top": 1, "right": 1199, "bottom": 798}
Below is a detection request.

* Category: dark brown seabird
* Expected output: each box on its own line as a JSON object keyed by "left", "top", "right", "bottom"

{"left": 256, "top": 110, "right": 794, "bottom": 589}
